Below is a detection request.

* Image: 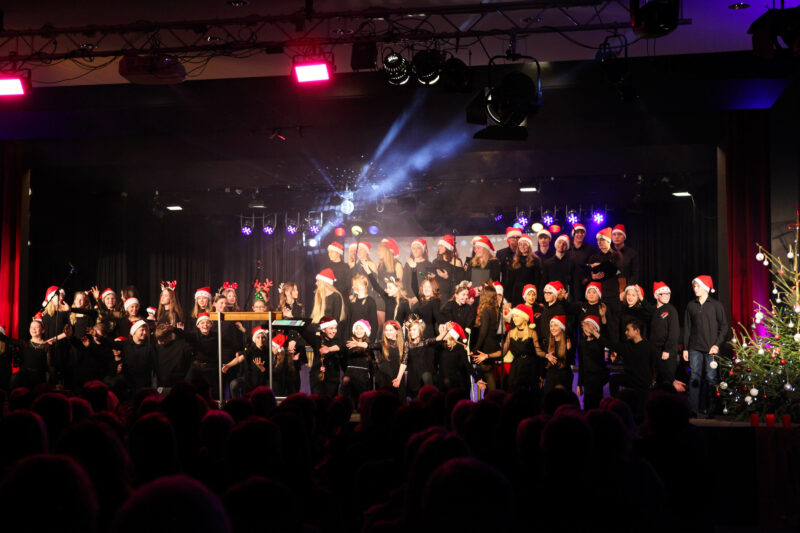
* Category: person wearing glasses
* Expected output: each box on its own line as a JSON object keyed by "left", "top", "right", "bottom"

{"left": 650, "top": 282, "right": 680, "bottom": 388}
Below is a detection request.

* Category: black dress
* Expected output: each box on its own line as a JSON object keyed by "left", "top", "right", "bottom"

{"left": 577, "top": 334, "right": 608, "bottom": 410}
{"left": 440, "top": 300, "right": 477, "bottom": 331}
{"left": 507, "top": 335, "right": 539, "bottom": 392}
{"left": 1, "top": 334, "right": 51, "bottom": 389}
{"left": 412, "top": 298, "right": 442, "bottom": 339}
{"left": 367, "top": 272, "right": 411, "bottom": 325}
{"left": 342, "top": 340, "right": 372, "bottom": 408}
{"left": 302, "top": 327, "right": 344, "bottom": 398}
{"left": 403, "top": 338, "right": 437, "bottom": 399}
{"left": 373, "top": 342, "right": 402, "bottom": 393}
{"left": 507, "top": 256, "right": 542, "bottom": 306}
{"left": 347, "top": 296, "right": 378, "bottom": 343}
{"left": 182, "top": 329, "right": 222, "bottom": 398}
{"left": 432, "top": 258, "right": 464, "bottom": 303}
{"left": 437, "top": 341, "right": 474, "bottom": 393}
{"left": 272, "top": 352, "right": 300, "bottom": 398}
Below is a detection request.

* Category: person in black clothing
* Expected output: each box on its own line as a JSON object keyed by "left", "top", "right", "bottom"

{"left": 362, "top": 260, "right": 411, "bottom": 325}
{"left": 225, "top": 326, "right": 271, "bottom": 396}
{"left": 343, "top": 320, "right": 373, "bottom": 409}
{"left": 464, "top": 236, "right": 502, "bottom": 286}
{"left": 542, "top": 234, "right": 578, "bottom": 302}
{"left": 538, "top": 281, "right": 569, "bottom": 354}
{"left": 348, "top": 274, "right": 379, "bottom": 343}
{"left": 3, "top": 317, "right": 56, "bottom": 389}
{"left": 438, "top": 321, "right": 477, "bottom": 394}
{"left": 587, "top": 227, "right": 623, "bottom": 307}
{"left": 682, "top": 275, "right": 729, "bottom": 416}
{"left": 325, "top": 242, "right": 352, "bottom": 300}
{"left": 183, "top": 312, "right": 222, "bottom": 398}
{"left": 68, "top": 291, "right": 96, "bottom": 340}
{"left": 402, "top": 238, "right": 434, "bottom": 306}
{"left": 619, "top": 285, "right": 653, "bottom": 340}
{"left": 153, "top": 323, "right": 193, "bottom": 390}
{"left": 310, "top": 268, "right": 348, "bottom": 341}
{"left": 0, "top": 325, "right": 14, "bottom": 391}
{"left": 411, "top": 277, "right": 443, "bottom": 339}
{"left": 440, "top": 283, "right": 476, "bottom": 331}
{"left": 507, "top": 234, "right": 542, "bottom": 306}
{"left": 576, "top": 315, "right": 609, "bottom": 410}
{"left": 303, "top": 316, "right": 344, "bottom": 397}
{"left": 41, "top": 286, "right": 71, "bottom": 386}
{"left": 270, "top": 333, "right": 300, "bottom": 397}
{"left": 110, "top": 319, "right": 155, "bottom": 392}
{"left": 496, "top": 227, "right": 521, "bottom": 295}
{"left": 469, "top": 284, "right": 502, "bottom": 390}
{"left": 612, "top": 224, "right": 640, "bottom": 287}
{"left": 650, "top": 282, "right": 681, "bottom": 387}
{"left": 499, "top": 304, "right": 544, "bottom": 393}
{"left": 432, "top": 234, "right": 464, "bottom": 304}
{"left": 593, "top": 308, "right": 657, "bottom": 421}
{"left": 278, "top": 282, "right": 304, "bottom": 319}
{"left": 373, "top": 320, "right": 404, "bottom": 397}
{"left": 542, "top": 315, "right": 573, "bottom": 395}
{"left": 566, "top": 223, "right": 599, "bottom": 299}
{"left": 534, "top": 227, "right": 555, "bottom": 262}
{"left": 396, "top": 317, "right": 439, "bottom": 399}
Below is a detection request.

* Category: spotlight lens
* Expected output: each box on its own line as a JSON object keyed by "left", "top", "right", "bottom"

{"left": 293, "top": 62, "right": 330, "bottom": 83}
{"left": 516, "top": 215, "right": 529, "bottom": 227}
{"left": 334, "top": 227, "right": 346, "bottom": 237}
{"left": 286, "top": 224, "right": 298, "bottom": 234}
{"left": 383, "top": 52, "right": 410, "bottom": 86}
{"left": 351, "top": 225, "right": 363, "bottom": 236}
{"left": 592, "top": 212, "right": 605, "bottom": 224}
{"left": 308, "top": 238, "right": 318, "bottom": 247}
{"left": 412, "top": 50, "right": 442, "bottom": 86}
{"left": 262, "top": 225, "right": 274, "bottom": 235}
{"left": 368, "top": 225, "right": 379, "bottom": 235}
{"left": 542, "top": 215, "right": 554, "bottom": 226}
{"left": 241, "top": 226, "right": 253, "bottom": 236}
{"left": 531, "top": 222, "right": 544, "bottom": 233}
{"left": 340, "top": 199, "right": 355, "bottom": 215}
{"left": 567, "top": 213, "right": 579, "bottom": 225}
{"left": 309, "top": 224, "right": 321, "bottom": 235}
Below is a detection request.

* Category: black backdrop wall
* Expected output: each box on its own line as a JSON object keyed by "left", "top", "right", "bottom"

{"left": 26, "top": 180, "right": 717, "bottom": 323}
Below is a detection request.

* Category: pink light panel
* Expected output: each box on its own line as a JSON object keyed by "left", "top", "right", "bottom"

{"left": 293, "top": 63, "right": 330, "bottom": 83}
{"left": 0, "top": 78, "right": 25, "bottom": 96}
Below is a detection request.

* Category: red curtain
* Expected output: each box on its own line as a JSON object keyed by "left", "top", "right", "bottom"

{"left": 725, "top": 111, "right": 771, "bottom": 328}
{"left": 0, "top": 143, "right": 24, "bottom": 337}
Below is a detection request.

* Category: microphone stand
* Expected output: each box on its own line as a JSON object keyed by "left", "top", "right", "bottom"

{"left": 40, "top": 263, "right": 77, "bottom": 312}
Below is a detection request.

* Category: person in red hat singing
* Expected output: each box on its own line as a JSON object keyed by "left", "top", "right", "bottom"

{"left": 325, "top": 241, "right": 352, "bottom": 298}
{"left": 432, "top": 234, "right": 463, "bottom": 302}
{"left": 311, "top": 268, "right": 347, "bottom": 340}
{"left": 577, "top": 315, "right": 608, "bottom": 410}
{"left": 376, "top": 238, "right": 405, "bottom": 325}
{"left": 507, "top": 234, "right": 542, "bottom": 306}
{"left": 650, "top": 282, "right": 680, "bottom": 388}
{"left": 682, "top": 275, "right": 728, "bottom": 417}
{"left": 301, "top": 316, "right": 344, "bottom": 397}
{"left": 465, "top": 236, "right": 501, "bottom": 286}
{"left": 497, "top": 227, "right": 522, "bottom": 296}
{"left": 470, "top": 283, "right": 502, "bottom": 389}
{"left": 587, "top": 227, "right": 623, "bottom": 307}
{"left": 611, "top": 224, "right": 640, "bottom": 287}
{"left": 542, "top": 315, "right": 573, "bottom": 394}
{"left": 403, "top": 238, "right": 434, "bottom": 305}
{"left": 501, "top": 304, "right": 544, "bottom": 392}
{"left": 566, "top": 223, "right": 599, "bottom": 299}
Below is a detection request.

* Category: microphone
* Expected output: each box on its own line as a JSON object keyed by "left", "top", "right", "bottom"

{"left": 69, "top": 262, "right": 77, "bottom": 273}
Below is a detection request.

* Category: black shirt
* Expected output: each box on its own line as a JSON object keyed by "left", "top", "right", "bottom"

{"left": 615, "top": 244, "right": 640, "bottom": 285}
{"left": 650, "top": 303, "right": 680, "bottom": 354}
{"left": 683, "top": 297, "right": 728, "bottom": 352}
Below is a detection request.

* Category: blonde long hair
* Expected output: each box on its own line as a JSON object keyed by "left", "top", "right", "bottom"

{"left": 69, "top": 291, "right": 91, "bottom": 326}
{"left": 311, "top": 281, "right": 346, "bottom": 322}
{"left": 378, "top": 244, "right": 398, "bottom": 276}
{"left": 157, "top": 289, "right": 184, "bottom": 325}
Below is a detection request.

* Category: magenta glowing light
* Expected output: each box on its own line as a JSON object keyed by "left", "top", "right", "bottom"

{"left": 0, "top": 78, "right": 25, "bottom": 96}
{"left": 241, "top": 225, "right": 253, "bottom": 236}
{"left": 293, "top": 63, "right": 331, "bottom": 83}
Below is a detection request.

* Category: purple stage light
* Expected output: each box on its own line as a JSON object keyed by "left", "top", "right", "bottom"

{"left": 368, "top": 225, "right": 380, "bottom": 235}
{"left": 286, "top": 224, "right": 298, "bottom": 235}
{"left": 494, "top": 214, "right": 503, "bottom": 222}
{"left": 515, "top": 215, "right": 528, "bottom": 227}
{"left": 262, "top": 225, "right": 274, "bottom": 235}
{"left": 542, "top": 215, "right": 554, "bottom": 226}
{"left": 309, "top": 224, "right": 321, "bottom": 235}
{"left": 567, "top": 212, "right": 579, "bottom": 225}
{"left": 592, "top": 212, "right": 605, "bottom": 224}
{"left": 241, "top": 225, "right": 253, "bottom": 236}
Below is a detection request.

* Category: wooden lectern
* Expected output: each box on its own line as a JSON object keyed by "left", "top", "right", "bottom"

{"left": 208, "top": 311, "right": 282, "bottom": 404}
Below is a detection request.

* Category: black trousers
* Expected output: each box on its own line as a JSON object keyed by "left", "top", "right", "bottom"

{"left": 341, "top": 366, "right": 371, "bottom": 410}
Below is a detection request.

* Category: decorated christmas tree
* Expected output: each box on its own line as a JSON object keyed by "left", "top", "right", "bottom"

{"left": 719, "top": 216, "right": 799, "bottom": 420}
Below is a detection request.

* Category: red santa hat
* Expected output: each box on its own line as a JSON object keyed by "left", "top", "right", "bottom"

{"left": 510, "top": 304, "right": 534, "bottom": 324}
{"left": 446, "top": 321, "right": 468, "bottom": 344}
{"left": 123, "top": 297, "right": 139, "bottom": 311}
{"left": 550, "top": 315, "right": 567, "bottom": 331}
{"left": 381, "top": 237, "right": 400, "bottom": 258}
{"left": 583, "top": 315, "right": 601, "bottom": 331}
{"left": 544, "top": 280, "right": 564, "bottom": 294}
{"left": 585, "top": 282, "right": 602, "bottom": 299}
{"left": 195, "top": 287, "right": 212, "bottom": 300}
{"left": 101, "top": 288, "right": 116, "bottom": 300}
{"left": 130, "top": 319, "right": 147, "bottom": 336}
{"left": 42, "top": 285, "right": 64, "bottom": 306}
{"left": 114, "top": 336, "right": 128, "bottom": 342}
{"left": 473, "top": 236, "right": 495, "bottom": 255}
{"left": 319, "top": 316, "right": 337, "bottom": 331}
{"left": 571, "top": 223, "right": 586, "bottom": 235}
{"left": 612, "top": 224, "right": 627, "bottom": 238}
{"left": 352, "top": 319, "right": 372, "bottom": 337}
{"left": 358, "top": 241, "right": 372, "bottom": 253}
{"left": 438, "top": 234, "right": 455, "bottom": 251}
{"left": 537, "top": 227, "right": 552, "bottom": 239}
{"left": 196, "top": 312, "right": 211, "bottom": 326}
{"left": 555, "top": 234, "right": 570, "bottom": 249}
{"left": 505, "top": 227, "right": 522, "bottom": 239}
{"left": 146, "top": 306, "right": 157, "bottom": 318}
{"left": 327, "top": 241, "right": 344, "bottom": 256}
{"left": 272, "top": 333, "right": 286, "bottom": 350}
{"left": 518, "top": 234, "right": 534, "bottom": 250}
{"left": 411, "top": 238, "right": 428, "bottom": 252}
{"left": 32, "top": 312, "right": 44, "bottom": 323}
{"left": 492, "top": 281, "right": 504, "bottom": 296}
{"left": 316, "top": 268, "right": 336, "bottom": 285}
{"left": 624, "top": 285, "right": 644, "bottom": 301}
{"left": 522, "top": 284, "right": 537, "bottom": 300}
{"left": 252, "top": 326, "right": 267, "bottom": 343}
{"left": 693, "top": 275, "right": 715, "bottom": 293}
{"left": 596, "top": 227, "right": 613, "bottom": 243}
{"left": 653, "top": 281, "right": 671, "bottom": 297}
